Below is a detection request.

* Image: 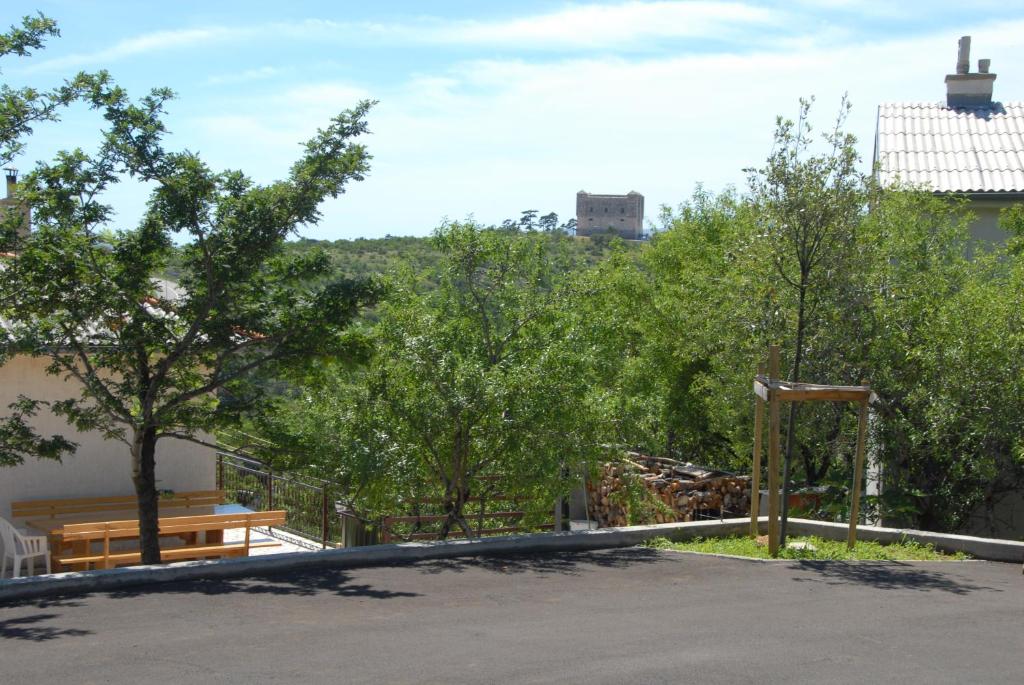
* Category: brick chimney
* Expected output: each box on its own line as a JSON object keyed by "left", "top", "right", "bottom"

{"left": 945, "top": 36, "right": 996, "bottom": 108}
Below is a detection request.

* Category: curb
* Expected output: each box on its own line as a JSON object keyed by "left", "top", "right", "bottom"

{"left": 0, "top": 517, "right": 749, "bottom": 602}
{"left": 2, "top": 517, "right": 1020, "bottom": 602}
{"left": 787, "top": 518, "right": 1024, "bottom": 562}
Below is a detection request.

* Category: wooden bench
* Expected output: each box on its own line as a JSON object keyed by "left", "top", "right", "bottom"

{"left": 11, "top": 490, "right": 226, "bottom": 520}
{"left": 55, "top": 510, "right": 287, "bottom": 570}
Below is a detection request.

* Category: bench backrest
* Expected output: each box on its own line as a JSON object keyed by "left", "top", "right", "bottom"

{"left": 59, "top": 510, "right": 287, "bottom": 542}
{"left": 11, "top": 490, "right": 226, "bottom": 519}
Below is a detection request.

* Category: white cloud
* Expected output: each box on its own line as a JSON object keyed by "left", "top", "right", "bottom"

{"left": 25, "top": 4, "right": 1024, "bottom": 238}
{"left": 310, "top": 18, "right": 1024, "bottom": 237}
{"left": 172, "top": 14, "right": 1024, "bottom": 238}
{"left": 25, "top": 1, "right": 782, "bottom": 74}
{"left": 424, "top": 1, "right": 779, "bottom": 48}
{"left": 28, "top": 27, "right": 252, "bottom": 72}
{"left": 204, "top": 66, "right": 284, "bottom": 86}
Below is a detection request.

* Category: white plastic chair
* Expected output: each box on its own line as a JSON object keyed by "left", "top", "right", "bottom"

{"left": 1, "top": 516, "right": 51, "bottom": 578}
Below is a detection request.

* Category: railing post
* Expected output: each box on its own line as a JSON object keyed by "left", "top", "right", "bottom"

{"left": 267, "top": 466, "right": 274, "bottom": 512}
{"left": 217, "top": 452, "right": 224, "bottom": 491}
{"left": 321, "top": 487, "right": 330, "bottom": 549}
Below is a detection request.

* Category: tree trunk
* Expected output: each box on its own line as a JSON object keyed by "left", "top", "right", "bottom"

{"left": 665, "top": 426, "right": 676, "bottom": 460}
{"left": 131, "top": 427, "right": 161, "bottom": 565}
{"left": 438, "top": 472, "right": 474, "bottom": 541}
{"left": 439, "top": 491, "right": 473, "bottom": 540}
{"left": 779, "top": 281, "right": 808, "bottom": 546}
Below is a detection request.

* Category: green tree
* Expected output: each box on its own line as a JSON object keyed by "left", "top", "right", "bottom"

{"left": 0, "top": 14, "right": 98, "bottom": 170}
{"left": 746, "top": 97, "right": 867, "bottom": 543}
{"left": 0, "top": 65, "right": 377, "bottom": 562}
{"left": 1, "top": 14, "right": 97, "bottom": 461}
{"left": 861, "top": 195, "right": 1019, "bottom": 533}
{"left": 578, "top": 188, "right": 759, "bottom": 467}
{"left": 301, "top": 222, "right": 602, "bottom": 537}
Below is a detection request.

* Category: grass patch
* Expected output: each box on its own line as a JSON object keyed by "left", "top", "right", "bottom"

{"left": 643, "top": 535, "right": 969, "bottom": 561}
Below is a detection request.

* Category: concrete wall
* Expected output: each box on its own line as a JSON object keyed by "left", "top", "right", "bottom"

{"left": 967, "top": 198, "right": 1013, "bottom": 248}
{"left": 0, "top": 356, "right": 216, "bottom": 519}
{"left": 962, "top": 490, "right": 1024, "bottom": 542}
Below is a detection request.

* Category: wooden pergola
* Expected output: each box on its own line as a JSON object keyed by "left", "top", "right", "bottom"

{"left": 749, "top": 345, "right": 872, "bottom": 557}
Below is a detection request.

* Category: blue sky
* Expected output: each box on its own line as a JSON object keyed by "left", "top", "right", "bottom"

{"left": 5, "top": 1, "right": 1024, "bottom": 240}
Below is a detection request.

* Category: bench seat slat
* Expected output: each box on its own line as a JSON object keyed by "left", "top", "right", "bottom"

{"left": 53, "top": 510, "right": 288, "bottom": 569}
{"left": 59, "top": 511, "right": 286, "bottom": 539}
{"left": 57, "top": 540, "right": 283, "bottom": 567}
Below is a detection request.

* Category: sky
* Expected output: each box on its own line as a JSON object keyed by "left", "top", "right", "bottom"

{"left": 4, "top": 1, "right": 1024, "bottom": 240}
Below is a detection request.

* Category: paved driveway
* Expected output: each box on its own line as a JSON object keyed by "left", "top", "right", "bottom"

{"left": 2, "top": 548, "right": 1021, "bottom": 684}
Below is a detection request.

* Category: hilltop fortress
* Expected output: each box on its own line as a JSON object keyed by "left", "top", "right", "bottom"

{"left": 575, "top": 190, "right": 644, "bottom": 240}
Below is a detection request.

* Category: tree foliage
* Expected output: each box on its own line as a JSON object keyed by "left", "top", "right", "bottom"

{"left": 0, "top": 20, "right": 378, "bottom": 561}
{"left": 0, "top": 14, "right": 100, "bottom": 169}
{"left": 268, "top": 222, "right": 605, "bottom": 537}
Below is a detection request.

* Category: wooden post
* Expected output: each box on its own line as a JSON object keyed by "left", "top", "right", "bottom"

{"left": 767, "top": 346, "right": 781, "bottom": 557}
{"left": 847, "top": 396, "right": 870, "bottom": 549}
{"left": 750, "top": 362, "right": 766, "bottom": 538}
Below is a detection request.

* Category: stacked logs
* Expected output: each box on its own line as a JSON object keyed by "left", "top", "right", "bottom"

{"left": 587, "top": 453, "right": 751, "bottom": 527}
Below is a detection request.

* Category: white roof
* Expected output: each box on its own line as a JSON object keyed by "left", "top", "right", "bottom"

{"left": 874, "top": 102, "right": 1024, "bottom": 193}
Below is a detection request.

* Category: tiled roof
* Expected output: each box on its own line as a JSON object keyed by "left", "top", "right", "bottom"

{"left": 874, "top": 102, "right": 1024, "bottom": 193}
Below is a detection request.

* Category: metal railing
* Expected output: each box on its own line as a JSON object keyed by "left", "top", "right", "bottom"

{"left": 216, "top": 450, "right": 555, "bottom": 547}
{"left": 216, "top": 451, "right": 344, "bottom": 548}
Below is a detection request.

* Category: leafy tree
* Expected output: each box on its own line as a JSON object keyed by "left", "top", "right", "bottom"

{"left": 293, "top": 222, "right": 603, "bottom": 537}
{"left": 538, "top": 211, "right": 558, "bottom": 232}
{"left": 745, "top": 97, "right": 867, "bottom": 543}
{"left": 579, "top": 188, "right": 758, "bottom": 467}
{"left": 0, "top": 64, "right": 377, "bottom": 562}
{"left": 861, "top": 196, "right": 1019, "bottom": 533}
{"left": 0, "top": 14, "right": 96, "bottom": 169}
{"left": 1, "top": 14, "right": 98, "bottom": 461}
{"left": 519, "top": 209, "right": 538, "bottom": 231}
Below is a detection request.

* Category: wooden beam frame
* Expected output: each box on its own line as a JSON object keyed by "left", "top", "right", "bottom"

{"left": 752, "top": 346, "right": 871, "bottom": 555}
{"left": 766, "top": 347, "right": 781, "bottom": 557}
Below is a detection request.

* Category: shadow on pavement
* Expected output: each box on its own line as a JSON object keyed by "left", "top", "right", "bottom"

{"left": 0, "top": 613, "right": 92, "bottom": 642}
{"left": 2, "top": 567, "right": 419, "bottom": 610}
{"left": 104, "top": 567, "right": 421, "bottom": 601}
{"left": 414, "top": 547, "right": 664, "bottom": 576}
{"left": 788, "top": 560, "right": 1003, "bottom": 595}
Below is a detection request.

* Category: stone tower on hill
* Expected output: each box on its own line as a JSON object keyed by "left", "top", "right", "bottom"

{"left": 575, "top": 190, "right": 644, "bottom": 240}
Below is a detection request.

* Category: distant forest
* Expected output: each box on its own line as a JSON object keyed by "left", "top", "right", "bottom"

{"left": 163, "top": 224, "right": 638, "bottom": 283}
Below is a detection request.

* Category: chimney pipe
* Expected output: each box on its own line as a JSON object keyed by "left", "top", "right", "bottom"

{"left": 945, "top": 35, "right": 996, "bottom": 108}
{"left": 956, "top": 35, "right": 970, "bottom": 74}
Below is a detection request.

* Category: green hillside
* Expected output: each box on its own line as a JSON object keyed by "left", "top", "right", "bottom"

{"left": 164, "top": 230, "right": 641, "bottom": 283}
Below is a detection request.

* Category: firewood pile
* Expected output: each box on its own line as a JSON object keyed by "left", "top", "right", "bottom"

{"left": 587, "top": 452, "right": 751, "bottom": 527}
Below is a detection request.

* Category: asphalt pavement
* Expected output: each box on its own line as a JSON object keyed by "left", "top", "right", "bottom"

{"left": 2, "top": 548, "right": 1022, "bottom": 684}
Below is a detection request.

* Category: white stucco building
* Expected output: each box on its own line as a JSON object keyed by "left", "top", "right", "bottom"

{"left": 0, "top": 269, "right": 216, "bottom": 519}
{"left": 0, "top": 356, "right": 216, "bottom": 519}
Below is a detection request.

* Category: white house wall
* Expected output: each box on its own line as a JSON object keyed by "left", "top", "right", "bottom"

{"left": 0, "top": 356, "right": 215, "bottom": 518}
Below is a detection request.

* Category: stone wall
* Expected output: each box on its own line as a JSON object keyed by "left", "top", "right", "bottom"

{"left": 576, "top": 191, "right": 644, "bottom": 239}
